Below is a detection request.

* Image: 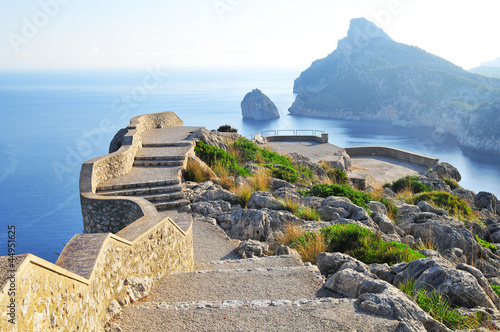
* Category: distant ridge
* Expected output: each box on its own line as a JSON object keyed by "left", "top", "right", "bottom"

{"left": 289, "top": 18, "right": 500, "bottom": 154}
{"left": 470, "top": 57, "right": 500, "bottom": 78}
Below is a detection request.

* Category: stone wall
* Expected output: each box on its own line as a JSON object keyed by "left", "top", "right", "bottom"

{"left": 344, "top": 146, "right": 439, "bottom": 168}
{"left": 0, "top": 216, "right": 194, "bottom": 332}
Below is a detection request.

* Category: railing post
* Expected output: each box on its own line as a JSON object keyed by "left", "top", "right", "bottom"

{"left": 321, "top": 133, "right": 328, "bottom": 143}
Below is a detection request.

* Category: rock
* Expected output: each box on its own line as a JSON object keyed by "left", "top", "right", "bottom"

{"left": 106, "top": 300, "right": 121, "bottom": 321}
{"left": 431, "top": 162, "right": 462, "bottom": 182}
{"left": 457, "top": 263, "right": 500, "bottom": 309}
{"left": 237, "top": 240, "right": 269, "bottom": 258}
{"left": 244, "top": 164, "right": 268, "bottom": 174}
{"left": 273, "top": 245, "right": 299, "bottom": 257}
{"left": 475, "top": 191, "right": 498, "bottom": 214}
{"left": 215, "top": 209, "right": 271, "bottom": 241}
{"left": 263, "top": 208, "right": 303, "bottom": 233}
{"left": 317, "top": 252, "right": 373, "bottom": 279}
{"left": 324, "top": 267, "right": 448, "bottom": 331}
{"left": 368, "top": 201, "right": 387, "bottom": 215}
{"left": 452, "top": 188, "right": 476, "bottom": 208}
{"left": 190, "top": 128, "right": 231, "bottom": 150}
{"left": 241, "top": 89, "right": 279, "bottom": 120}
{"left": 253, "top": 134, "right": 266, "bottom": 145}
{"left": 395, "top": 203, "right": 421, "bottom": 222}
{"left": 414, "top": 264, "right": 498, "bottom": 309}
{"left": 247, "top": 191, "right": 284, "bottom": 210}
{"left": 191, "top": 200, "right": 233, "bottom": 215}
{"left": 372, "top": 212, "right": 404, "bottom": 237}
{"left": 269, "top": 178, "right": 295, "bottom": 190}
{"left": 320, "top": 196, "right": 371, "bottom": 222}
{"left": 383, "top": 187, "right": 396, "bottom": 198}
{"left": 393, "top": 258, "right": 454, "bottom": 287}
{"left": 288, "top": 152, "right": 328, "bottom": 181}
{"left": 369, "top": 263, "right": 397, "bottom": 284}
{"left": 124, "top": 276, "right": 154, "bottom": 302}
{"left": 417, "top": 201, "right": 447, "bottom": 216}
{"left": 193, "top": 188, "right": 240, "bottom": 205}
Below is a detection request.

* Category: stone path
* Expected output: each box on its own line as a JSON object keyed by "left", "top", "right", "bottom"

{"left": 110, "top": 219, "right": 404, "bottom": 331}
{"left": 267, "top": 141, "right": 346, "bottom": 165}
{"left": 95, "top": 126, "right": 202, "bottom": 230}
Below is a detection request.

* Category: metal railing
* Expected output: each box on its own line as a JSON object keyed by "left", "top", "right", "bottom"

{"left": 261, "top": 129, "right": 325, "bottom": 137}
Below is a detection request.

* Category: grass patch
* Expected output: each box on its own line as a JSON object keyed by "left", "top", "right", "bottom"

{"left": 443, "top": 177, "right": 460, "bottom": 189}
{"left": 492, "top": 285, "right": 500, "bottom": 297}
{"left": 183, "top": 158, "right": 212, "bottom": 183}
{"left": 476, "top": 234, "right": 497, "bottom": 252}
{"left": 410, "top": 191, "right": 475, "bottom": 220}
{"left": 320, "top": 162, "right": 349, "bottom": 185}
{"left": 321, "top": 224, "right": 425, "bottom": 264}
{"left": 195, "top": 140, "right": 248, "bottom": 176}
{"left": 277, "top": 197, "right": 320, "bottom": 221}
{"left": 399, "top": 278, "right": 484, "bottom": 330}
{"left": 289, "top": 231, "right": 326, "bottom": 265}
{"left": 384, "top": 175, "right": 432, "bottom": 194}
{"left": 300, "top": 184, "right": 372, "bottom": 210}
{"left": 234, "top": 183, "right": 254, "bottom": 208}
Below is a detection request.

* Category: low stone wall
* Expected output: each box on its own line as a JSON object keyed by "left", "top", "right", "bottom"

{"left": 265, "top": 134, "right": 328, "bottom": 143}
{"left": 0, "top": 216, "right": 194, "bottom": 332}
{"left": 345, "top": 146, "right": 439, "bottom": 168}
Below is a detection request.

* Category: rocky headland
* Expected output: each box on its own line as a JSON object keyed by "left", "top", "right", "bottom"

{"left": 176, "top": 129, "right": 500, "bottom": 331}
{"left": 241, "top": 88, "right": 280, "bottom": 120}
{"left": 289, "top": 18, "right": 500, "bottom": 154}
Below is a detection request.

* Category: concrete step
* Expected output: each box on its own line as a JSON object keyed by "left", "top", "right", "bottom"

{"left": 135, "top": 155, "right": 185, "bottom": 161}
{"left": 142, "top": 141, "right": 192, "bottom": 148}
{"left": 145, "top": 266, "right": 326, "bottom": 303}
{"left": 98, "top": 178, "right": 180, "bottom": 192}
{"left": 154, "top": 199, "right": 190, "bottom": 211}
{"left": 112, "top": 297, "right": 403, "bottom": 332}
{"left": 198, "top": 255, "right": 306, "bottom": 271}
{"left": 133, "top": 160, "right": 184, "bottom": 167}
{"left": 96, "top": 184, "right": 183, "bottom": 197}
{"left": 140, "top": 191, "right": 185, "bottom": 202}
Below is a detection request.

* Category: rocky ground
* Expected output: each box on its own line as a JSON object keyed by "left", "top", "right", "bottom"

{"left": 109, "top": 130, "right": 500, "bottom": 331}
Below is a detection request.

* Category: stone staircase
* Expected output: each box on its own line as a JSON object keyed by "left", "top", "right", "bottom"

{"left": 109, "top": 220, "right": 403, "bottom": 332}
{"left": 95, "top": 127, "right": 201, "bottom": 215}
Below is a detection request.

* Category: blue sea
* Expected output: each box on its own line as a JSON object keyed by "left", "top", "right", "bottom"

{"left": 1, "top": 69, "right": 499, "bottom": 263}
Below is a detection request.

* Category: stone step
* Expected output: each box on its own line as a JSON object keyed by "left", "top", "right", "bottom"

{"left": 135, "top": 155, "right": 185, "bottom": 161}
{"left": 133, "top": 160, "right": 184, "bottom": 167}
{"left": 140, "top": 191, "right": 185, "bottom": 202}
{"left": 198, "top": 255, "right": 306, "bottom": 271}
{"left": 154, "top": 199, "right": 191, "bottom": 211}
{"left": 98, "top": 178, "right": 180, "bottom": 192}
{"left": 144, "top": 266, "right": 326, "bottom": 304}
{"left": 96, "top": 184, "right": 183, "bottom": 197}
{"left": 112, "top": 297, "right": 402, "bottom": 332}
{"left": 142, "top": 141, "right": 192, "bottom": 148}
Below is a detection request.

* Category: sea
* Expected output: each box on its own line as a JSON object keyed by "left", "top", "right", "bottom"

{"left": 1, "top": 69, "right": 499, "bottom": 263}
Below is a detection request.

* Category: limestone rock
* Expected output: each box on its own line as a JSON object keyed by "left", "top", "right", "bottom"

{"left": 317, "top": 252, "right": 373, "bottom": 279}
{"left": 475, "top": 191, "right": 498, "bottom": 214}
{"left": 320, "top": 196, "right": 370, "bottom": 222}
{"left": 431, "top": 162, "right": 462, "bottom": 182}
{"left": 273, "top": 245, "right": 299, "bottom": 257}
{"left": 193, "top": 188, "right": 240, "bottom": 205}
{"left": 124, "top": 276, "right": 154, "bottom": 302}
{"left": 190, "top": 128, "right": 230, "bottom": 150}
{"left": 241, "top": 89, "right": 279, "bottom": 120}
{"left": 237, "top": 240, "right": 269, "bottom": 258}
{"left": 247, "top": 191, "right": 284, "bottom": 210}
{"left": 106, "top": 300, "right": 121, "bottom": 321}
{"left": 416, "top": 201, "right": 447, "bottom": 216}
{"left": 215, "top": 209, "right": 271, "bottom": 241}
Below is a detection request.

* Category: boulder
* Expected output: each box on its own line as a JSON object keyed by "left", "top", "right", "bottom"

{"left": 215, "top": 209, "right": 271, "bottom": 241}
{"left": 273, "top": 245, "right": 299, "bottom": 257}
{"left": 190, "top": 128, "right": 231, "bottom": 150}
{"left": 452, "top": 188, "right": 476, "bottom": 208}
{"left": 241, "top": 89, "right": 279, "bottom": 120}
{"left": 193, "top": 188, "right": 240, "bottom": 205}
{"left": 372, "top": 212, "right": 404, "bottom": 237}
{"left": 417, "top": 201, "right": 447, "bottom": 216}
{"left": 124, "top": 276, "right": 154, "bottom": 302}
{"left": 191, "top": 200, "right": 234, "bottom": 216}
{"left": 247, "top": 191, "right": 283, "bottom": 210}
{"left": 431, "top": 162, "right": 462, "bottom": 182}
{"left": 237, "top": 240, "right": 269, "bottom": 258}
{"left": 368, "top": 201, "right": 387, "bottom": 215}
{"left": 320, "top": 196, "right": 371, "bottom": 222}
{"left": 475, "top": 191, "right": 498, "bottom": 214}
{"left": 288, "top": 152, "right": 328, "bottom": 181}
{"left": 317, "top": 252, "right": 373, "bottom": 279}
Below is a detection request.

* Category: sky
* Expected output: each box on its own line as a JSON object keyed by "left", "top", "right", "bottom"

{"left": 0, "top": 0, "right": 499, "bottom": 71}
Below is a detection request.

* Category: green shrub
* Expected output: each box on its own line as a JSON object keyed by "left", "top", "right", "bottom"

{"left": 384, "top": 175, "right": 432, "bottom": 194}
{"left": 376, "top": 197, "right": 399, "bottom": 219}
{"left": 297, "top": 165, "right": 315, "bottom": 181}
{"left": 265, "top": 164, "right": 298, "bottom": 183}
{"left": 399, "top": 279, "right": 484, "bottom": 330}
{"left": 443, "top": 178, "right": 460, "bottom": 189}
{"left": 194, "top": 140, "right": 248, "bottom": 176}
{"left": 301, "top": 184, "right": 372, "bottom": 210}
{"left": 410, "top": 191, "right": 474, "bottom": 219}
{"left": 217, "top": 124, "right": 238, "bottom": 132}
{"left": 476, "top": 234, "right": 497, "bottom": 251}
{"left": 492, "top": 285, "right": 500, "bottom": 297}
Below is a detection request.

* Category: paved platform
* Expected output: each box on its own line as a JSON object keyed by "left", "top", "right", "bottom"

{"left": 348, "top": 156, "right": 427, "bottom": 188}
{"left": 267, "top": 141, "right": 346, "bottom": 164}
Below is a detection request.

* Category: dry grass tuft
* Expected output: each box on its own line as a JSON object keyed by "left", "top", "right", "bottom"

{"left": 183, "top": 158, "right": 212, "bottom": 183}
{"left": 275, "top": 222, "right": 306, "bottom": 246}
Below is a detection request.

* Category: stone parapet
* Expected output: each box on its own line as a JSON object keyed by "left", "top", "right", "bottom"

{"left": 0, "top": 215, "right": 194, "bottom": 332}
{"left": 345, "top": 146, "right": 439, "bottom": 168}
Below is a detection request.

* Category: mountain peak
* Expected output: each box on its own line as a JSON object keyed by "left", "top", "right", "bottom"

{"left": 347, "top": 18, "right": 392, "bottom": 43}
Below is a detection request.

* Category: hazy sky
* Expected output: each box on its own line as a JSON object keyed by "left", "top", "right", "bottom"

{"left": 1, "top": 0, "right": 499, "bottom": 70}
